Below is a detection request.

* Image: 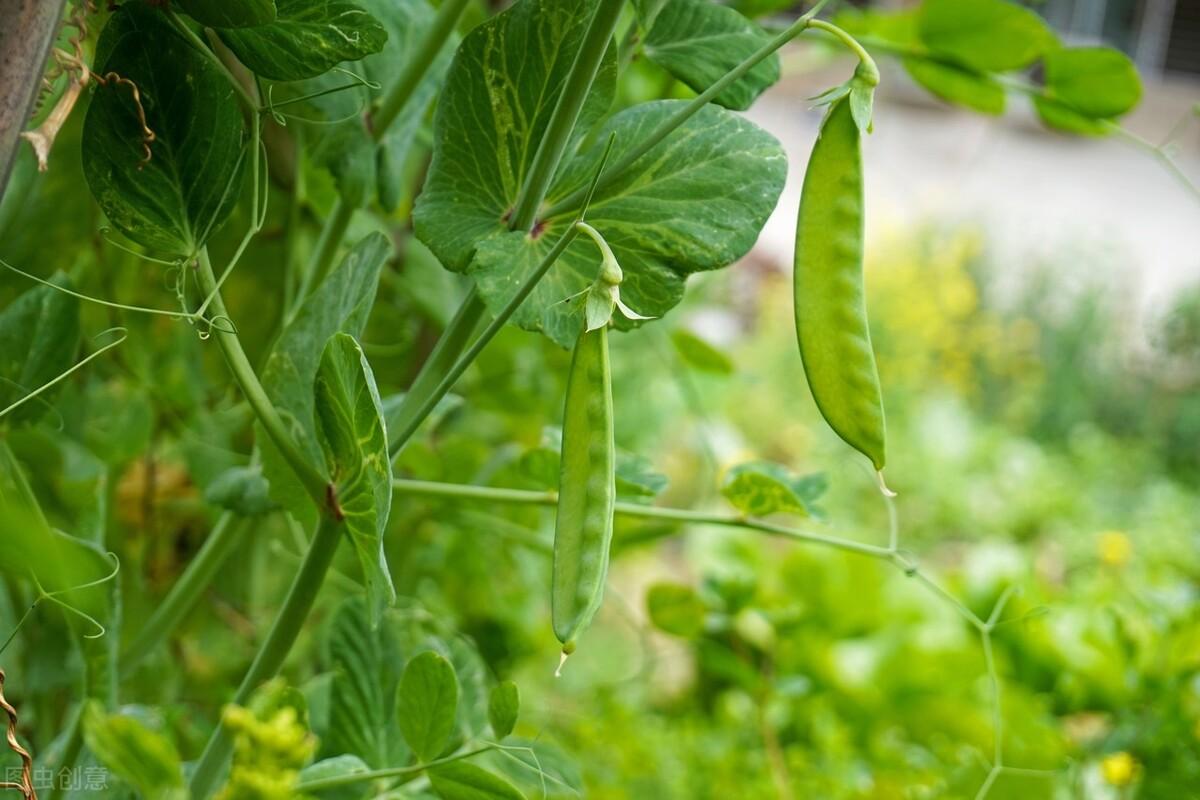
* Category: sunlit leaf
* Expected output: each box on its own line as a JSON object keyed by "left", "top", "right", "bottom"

{"left": 903, "top": 57, "right": 1006, "bottom": 115}
{"left": 720, "top": 461, "right": 827, "bottom": 518}
{"left": 918, "top": 0, "right": 1055, "bottom": 72}
{"left": 671, "top": 328, "right": 734, "bottom": 375}
{"left": 1041, "top": 46, "right": 1141, "bottom": 119}
{"left": 397, "top": 651, "right": 459, "bottom": 762}
{"left": 314, "top": 333, "right": 395, "bottom": 622}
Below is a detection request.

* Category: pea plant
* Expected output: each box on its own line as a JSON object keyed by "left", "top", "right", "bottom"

{"left": 0, "top": 0, "right": 1180, "bottom": 797}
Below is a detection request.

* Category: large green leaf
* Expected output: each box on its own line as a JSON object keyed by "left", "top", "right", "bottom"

{"left": 413, "top": 0, "right": 618, "bottom": 272}
{"left": 82, "top": 2, "right": 246, "bottom": 255}
{"left": 323, "top": 598, "right": 407, "bottom": 768}
{"left": 1041, "top": 46, "right": 1142, "bottom": 119}
{"left": 917, "top": 0, "right": 1055, "bottom": 72}
{"left": 470, "top": 101, "right": 786, "bottom": 346}
{"left": 397, "top": 651, "right": 459, "bottom": 762}
{"left": 219, "top": 0, "right": 388, "bottom": 81}
{"left": 0, "top": 274, "right": 80, "bottom": 425}
{"left": 297, "top": 0, "right": 457, "bottom": 209}
{"left": 82, "top": 704, "right": 185, "bottom": 800}
{"left": 639, "top": 0, "right": 779, "bottom": 111}
{"left": 902, "top": 57, "right": 1005, "bottom": 115}
{"left": 428, "top": 762, "right": 527, "bottom": 800}
{"left": 314, "top": 333, "right": 394, "bottom": 622}
{"left": 176, "top": 0, "right": 276, "bottom": 27}
{"left": 259, "top": 233, "right": 390, "bottom": 524}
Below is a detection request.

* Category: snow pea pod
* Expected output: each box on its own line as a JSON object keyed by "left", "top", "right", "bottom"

{"left": 552, "top": 323, "right": 616, "bottom": 661}
{"left": 793, "top": 97, "right": 887, "bottom": 474}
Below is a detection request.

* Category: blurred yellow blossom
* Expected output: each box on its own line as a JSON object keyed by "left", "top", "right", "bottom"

{"left": 1098, "top": 531, "right": 1133, "bottom": 568}
{"left": 1100, "top": 751, "right": 1138, "bottom": 786}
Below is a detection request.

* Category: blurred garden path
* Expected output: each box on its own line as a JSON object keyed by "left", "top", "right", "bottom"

{"left": 747, "top": 57, "right": 1200, "bottom": 317}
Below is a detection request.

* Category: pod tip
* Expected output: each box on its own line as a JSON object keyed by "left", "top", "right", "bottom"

{"left": 555, "top": 649, "right": 570, "bottom": 678}
{"left": 876, "top": 470, "right": 897, "bottom": 498}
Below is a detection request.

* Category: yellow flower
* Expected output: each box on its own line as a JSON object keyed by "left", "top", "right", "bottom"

{"left": 1098, "top": 531, "right": 1133, "bottom": 568}
{"left": 1101, "top": 751, "right": 1138, "bottom": 786}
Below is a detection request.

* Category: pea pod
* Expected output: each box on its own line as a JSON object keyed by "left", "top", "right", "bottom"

{"left": 552, "top": 323, "right": 616, "bottom": 661}
{"left": 793, "top": 97, "right": 887, "bottom": 474}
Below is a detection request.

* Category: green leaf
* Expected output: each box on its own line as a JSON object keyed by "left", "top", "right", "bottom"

{"left": 0, "top": 274, "right": 80, "bottom": 425}
{"left": 397, "top": 651, "right": 459, "bottom": 762}
{"left": 488, "top": 682, "right": 520, "bottom": 740}
{"left": 413, "top": 0, "right": 618, "bottom": 272}
{"left": 176, "top": 0, "right": 276, "bottom": 27}
{"left": 1033, "top": 97, "right": 1111, "bottom": 136}
{"left": 323, "top": 598, "right": 407, "bottom": 768}
{"left": 82, "top": 703, "right": 184, "bottom": 800}
{"left": 83, "top": 2, "right": 246, "bottom": 255}
{"left": 296, "top": 0, "right": 457, "bottom": 209}
{"left": 204, "top": 465, "right": 278, "bottom": 516}
{"left": 670, "top": 328, "right": 733, "bottom": 375}
{"left": 298, "top": 755, "right": 372, "bottom": 793}
{"left": 720, "top": 461, "right": 826, "bottom": 518}
{"left": 903, "top": 57, "right": 1006, "bottom": 115}
{"left": 314, "top": 333, "right": 395, "bottom": 622}
{"left": 917, "top": 0, "right": 1055, "bottom": 72}
{"left": 219, "top": 0, "right": 388, "bottom": 81}
{"left": 615, "top": 452, "right": 669, "bottom": 501}
{"left": 638, "top": 0, "right": 780, "bottom": 111}
{"left": 259, "top": 233, "right": 390, "bottom": 525}
{"left": 646, "top": 583, "right": 706, "bottom": 637}
{"left": 470, "top": 101, "right": 786, "bottom": 346}
{"left": 428, "top": 762, "right": 527, "bottom": 800}
{"left": 1041, "top": 46, "right": 1142, "bottom": 119}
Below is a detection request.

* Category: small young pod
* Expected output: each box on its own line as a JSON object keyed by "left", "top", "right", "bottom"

{"left": 551, "top": 323, "right": 616, "bottom": 658}
{"left": 793, "top": 97, "right": 887, "bottom": 474}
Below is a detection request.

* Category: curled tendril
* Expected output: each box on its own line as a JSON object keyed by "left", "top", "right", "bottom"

{"left": 93, "top": 71, "right": 157, "bottom": 168}
{"left": 196, "top": 315, "right": 238, "bottom": 341}
{"left": 0, "top": 671, "right": 35, "bottom": 800}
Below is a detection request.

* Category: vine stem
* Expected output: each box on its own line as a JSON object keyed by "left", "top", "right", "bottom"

{"left": 188, "top": 518, "right": 343, "bottom": 799}
{"left": 194, "top": 249, "right": 329, "bottom": 509}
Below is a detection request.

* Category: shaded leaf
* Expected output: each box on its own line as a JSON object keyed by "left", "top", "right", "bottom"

{"left": 639, "top": 0, "right": 779, "bottom": 110}
{"left": 204, "top": 465, "right": 278, "bottom": 516}
{"left": 615, "top": 452, "right": 668, "bottom": 501}
{"left": 428, "top": 761, "right": 527, "bottom": 800}
{"left": 83, "top": 2, "right": 246, "bottom": 255}
{"left": 0, "top": 273, "right": 80, "bottom": 425}
{"left": 397, "top": 651, "right": 459, "bottom": 762}
{"left": 219, "top": 0, "right": 388, "bottom": 81}
{"left": 82, "top": 703, "right": 184, "bottom": 800}
{"left": 314, "top": 333, "right": 394, "bottom": 622}
{"left": 1033, "top": 96, "right": 1111, "bottom": 136}
{"left": 176, "top": 0, "right": 276, "bottom": 27}
{"left": 488, "top": 682, "right": 519, "bottom": 740}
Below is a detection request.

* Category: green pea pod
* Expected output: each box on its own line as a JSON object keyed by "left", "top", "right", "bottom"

{"left": 794, "top": 97, "right": 888, "bottom": 474}
{"left": 552, "top": 324, "right": 616, "bottom": 661}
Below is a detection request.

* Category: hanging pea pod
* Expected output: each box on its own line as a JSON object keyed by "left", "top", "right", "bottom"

{"left": 793, "top": 97, "right": 889, "bottom": 483}
{"left": 551, "top": 319, "right": 616, "bottom": 665}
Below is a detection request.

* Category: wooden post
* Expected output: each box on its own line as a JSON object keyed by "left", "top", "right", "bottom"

{"left": 0, "top": 0, "right": 67, "bottom": 199}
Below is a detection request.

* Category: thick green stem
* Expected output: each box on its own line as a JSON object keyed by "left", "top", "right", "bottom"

{"left": 508, "top": 0, "right": 626, "bottom": 230}
{"left": 370, "top": 0, "right": 471, "bottom": 140}
{"left": 544, "top": 7, "right": 851, "bottom": 218}
{"left": 120, "top": 512, "right": 245, "bottom": 671}
{"left": 196, "top": 250, "right": 328, "bottom": 508}
{"left": 188, "top": 518, "right": 343, "bottom": 799}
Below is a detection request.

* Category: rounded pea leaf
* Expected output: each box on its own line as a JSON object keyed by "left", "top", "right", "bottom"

{"left": 646, "top": 583, "right": 706, "bottom": 637}
{"left": 902, "top": 57, "right": 1005, "bottom": 115}
{"left": 639, "top": 0, "right": 780, "bottom": 111}
{"left": 720, "top": 461, "right": 826, "bottom": 518}
{"left": 918, "top": 0, "right": 1055, "bottom": 72}
{"left": 1033, "top": 97, "right": 1111, "bottom": 136}
{"left": 488, "top": 682, "right": 520, "bottom": 740}
{"left": 176, "top": 0, "right": 276, "bottom": 27}
{"left": 428, "top": 762, "right": 527, "bottom": 800}
{"left": 219, "top": 0, "right": 388, "bottom": 81}
{"left": 314, "top": 333, "right": 395, "bottom": 624}
{"left": 671, "top": 328, "right": 734, "bottom": 375}
{"left": 397, "top": 650, "right": 459, "bottom": 762}
{"left": 82, "top": 2, "right": 246, "bottom": 255}
{"left": 1041, "top": 46, "right": 1142, "bottom": 119}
